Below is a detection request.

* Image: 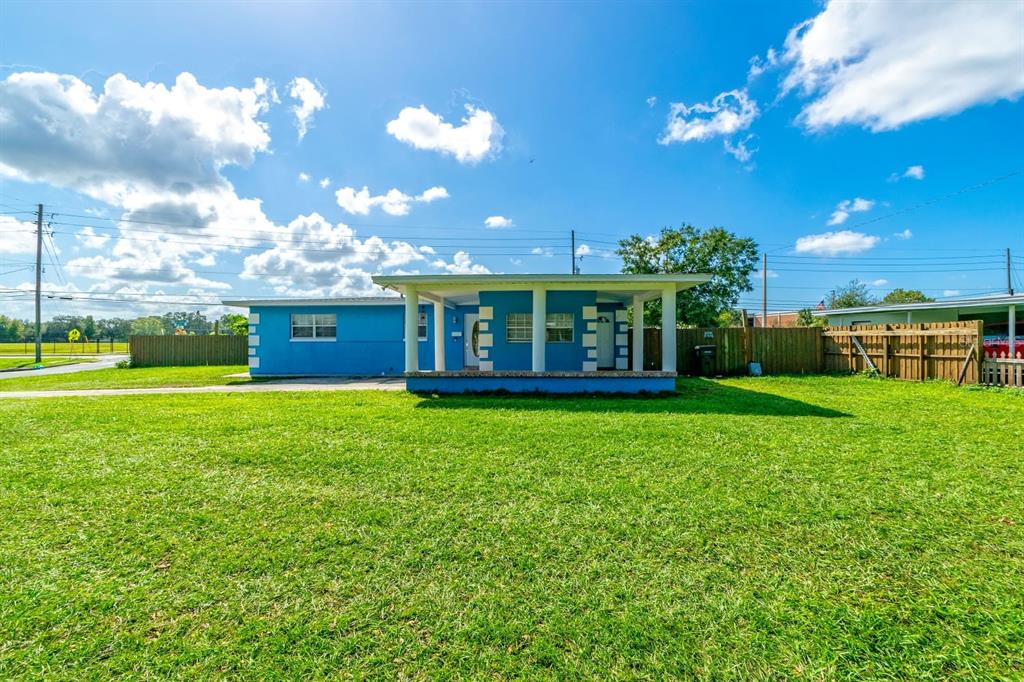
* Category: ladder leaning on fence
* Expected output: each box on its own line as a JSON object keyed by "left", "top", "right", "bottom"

{"left": 981, "top": 351, "right": 1024, "bottom": 388}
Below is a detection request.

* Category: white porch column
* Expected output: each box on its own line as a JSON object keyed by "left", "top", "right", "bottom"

{"left": 632, "top": 293, "right": 644, "bottom": 371}
{"left": 404, "top": 286, "right": 419, "bottom": 373}
{"left": 531, "top": 284, "right": 546, "bottom": 372}
{"left": 433, "top": 299, "right": 446, "bottom": 371}
{"left": 1010, "top": 304, "right": 1017, "bottom": 358}
{"left": 661, "top": 285, "right": 676, "bottom": 373}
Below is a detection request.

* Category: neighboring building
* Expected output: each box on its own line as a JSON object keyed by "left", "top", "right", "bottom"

{"left": 752, "top": 310, "right": 801, "bottom": 328}
{"left": 813, "top": 293, "right": 1022, "bottom": 356}
{"left": 224, "top": 273, "right": 710, "bottom": 393}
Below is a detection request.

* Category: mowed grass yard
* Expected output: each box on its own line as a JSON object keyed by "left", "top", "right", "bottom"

{"left": 0, "top": 357, "right": 95, "bottom": 372}
{"left": 0, "top": 376, "right": 1021, "bottom": 678}
{"left": 0, "top": 365, "right": 249, "bottom": 392}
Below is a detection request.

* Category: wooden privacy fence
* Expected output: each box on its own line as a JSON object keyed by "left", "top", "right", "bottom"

{"left": 129, "top": 335, "right": 247, "bottom": 367}
{"left": 823, "top": 321, "right": 983, "bottom": 384}
{"left": 633, "top": 327, "right": 824, "bottom": 376}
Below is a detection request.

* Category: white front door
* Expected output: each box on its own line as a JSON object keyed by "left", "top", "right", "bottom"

{"left": 463, "top": 313, "right": 480, "bottom": 368}
{"left": 596, "top": 314, "right": 614, "bottom": 368}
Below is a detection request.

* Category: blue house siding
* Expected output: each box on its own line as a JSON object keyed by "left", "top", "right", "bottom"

{"left": 250, "top": 303, "right": 433, "bottom": 376}
{"left": 247, "top": 292, "right": 624, "bottom": 376}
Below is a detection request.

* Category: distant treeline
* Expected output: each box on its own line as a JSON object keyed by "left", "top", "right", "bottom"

{"left": 0, "top": 312, "right": 248, "bottom": 342}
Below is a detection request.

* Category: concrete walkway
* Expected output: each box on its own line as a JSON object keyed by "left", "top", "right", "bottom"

{"left": 0, "top": 354, "right": 128, "bottom": 380}
{"left": 0, "top": 376, "right": 406, "bottom": 399}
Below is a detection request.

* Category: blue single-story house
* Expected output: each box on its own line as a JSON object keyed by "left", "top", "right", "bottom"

{"left": 224, "top": 273, "right": 710, "bottom": 393}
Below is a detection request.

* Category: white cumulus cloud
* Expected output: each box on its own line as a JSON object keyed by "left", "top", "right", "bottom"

{"left": 795, "top": 230, "right": 880, "bottom": 256}
{"left": 298, "top": 172, "right": 310, "bottom": 182}
{"left": 827, "top": 197, "right": 874, "bottom": 226}
{"left": 334, "top": 185, "right": 449, "bottom": 216}
{"left": 288, "top": 77, "right": 326, "bottom": 140}
{"left": 780, "top": 0, "right": 1024, "bottom": 131}
{"left": 319, "top": 177, "right": 331, "bottom": 189}
{"left": 385, "top": 104, "right": 503, "bottom": 164}
{"left": 659, "top": 89, "right": 758, "bottom": 144}
{"left": 894, "top": 229, "right": 913, "bottom": 240}
{"left": 484, "top": 215, "right": 513, "bottom": 229}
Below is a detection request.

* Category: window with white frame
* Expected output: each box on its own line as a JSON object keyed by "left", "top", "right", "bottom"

{"left": 291, "top": 313, "right": 336, "bottom": 340}
{"left": 506, "top": 313, "right": 532, "bottom": 342}
{"left": 505, "top": 313, "right": 574, "bottom": 343}
{"left": 545, "top": 313, "right": 573, "bottom": 343}
{"left": 403, "top": 310, "right": 429, "bottom": 341}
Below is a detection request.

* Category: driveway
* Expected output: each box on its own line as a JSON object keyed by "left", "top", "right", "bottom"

{"left": 0, "top": 376, "right": 406, "bottom": 399}
{"left": 0, "top": 354, "right": 129, "bottom": 380}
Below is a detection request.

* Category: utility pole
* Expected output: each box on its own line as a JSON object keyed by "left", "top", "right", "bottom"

{"left": 1008, "top": 248, "right": 1015, "bottom": 295}
{"left": 761, "top": 252, "right": 767, "bottom": 328}
{"left": 571, "top": 229, "right": 576, "bottom": 274}
{"left": 34, "top": 203, "right": 43, "bottom": 364}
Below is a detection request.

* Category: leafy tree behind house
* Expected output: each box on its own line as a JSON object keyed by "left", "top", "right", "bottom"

{"left": 130, "top": 316, "right": 164, "bottom": 336}
{"left": 827, "top": 280, "right": 876, "bottom": 309}
{"left": 617, "top": 225, "right": 759, "bottom": 327}
{"left": 881, "top": 288, "right": 934, "bottom": 304}
{"left": 0, "top": 315, "right": 28, "bottom": 342}
{"left": 160, "top": 311, "right": 212, "bottom": 335}
{"left": 219, "top": 313, "right": 249, "bottom": 336}
{"left": 796, "top": 308, "right": 827, "bottom": 327}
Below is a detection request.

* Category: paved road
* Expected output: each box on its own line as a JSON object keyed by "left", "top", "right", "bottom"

{"left": 0, "top": 354, "right": 129, "bottom": 380}
{"left": 0, "top": 376, "right": 406, "bottom": 399}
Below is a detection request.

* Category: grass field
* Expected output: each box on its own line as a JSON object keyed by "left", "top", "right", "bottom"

{"left": 0, "top": 364, "right": 249, "bottom": 392}
{"left": 0, "top": 376, "right": 1020, "bottom": 678}
{"left": 0, "top": 357, "right": 95, "bottom": 371}
{"left": 0, "top": 341, "right": 128, "bottom": 355}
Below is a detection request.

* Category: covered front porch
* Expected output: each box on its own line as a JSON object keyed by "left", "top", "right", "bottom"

{"left": 372, "top": 273, "right": 710, "bottom": 393}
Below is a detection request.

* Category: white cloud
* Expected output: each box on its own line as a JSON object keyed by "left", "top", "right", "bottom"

{"left": 723, "top": 134, "right": 757, "bottom": 166}
{"left": 868, "top": 278, "right": 889, "bottom": 287}
{"left": 319, "top": 177, "right": 331, "bottom": 189}
{"left": 574, "top": 243, "right": 591, "bottom": 257}
{"left": 943, "top": 289, "right": 961, "bottom": 297}
{"left": 827, "top": 197, "right": 874, "bottom": 225}
{"left": 288, "top": 77, "right": 326, "bottom": 140}
{"left": 646, "top": 96, "right": 657, "bottom": 108}
{"left": 0, "top": 215, "right": 38, "bottom": 254}
{"left": 754, "top": 269, "right": 779, "bottom": 280}
{"left": 75, "top": 226, "right": 110, "bottom": 249}
{"left": 659, "top": 89, "right": 758, "bottom": 144}
{"left": 385, "top": 104, "right": 504, "bottom": 163}
{"left": 484, "top": 215, "right": 513, "bottom": 229}
{"left": 795, "top": 230, "right": 880, "bottom": 256}
{"left": 780, "top": 1, "right": 1024, "bottom": 131}
{"left": 531, "top": 247, "right": 554, "bottom": 257}
{"left": 894, "top": 229, "right": 913, "bottom": 240}
{"left": 298, "top": 172, "right": 310, "bottom": 182}
{"left": 334, "top": 185, "right": 449, "bottom": 217}
{"left": 904, "top": 165, "right": 925, "bottom": 180}
{"left": 438, "top": 251, "right": 490, "bottom": 275}
{"left": 747, "top": 47, "right": 779, "bottom": 81}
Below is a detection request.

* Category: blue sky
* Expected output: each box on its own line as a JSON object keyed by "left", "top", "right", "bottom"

{"left": 1, "top": 0, "right": 1022, "bottom": 319}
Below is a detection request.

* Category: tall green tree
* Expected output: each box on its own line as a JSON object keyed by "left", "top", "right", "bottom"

{"left": 220, "top": 313, "right": 249, "bottom": 336}
{"left": 881, "top": 288, "right": 934, "bottom": 304}
{"left": 827, "top": 280, "right": 876, "bottom": 309}
{"left": 130, "top": 316, "right": 165, "bottom": 336}
{"left": 617, "top": 225, "right": 759, "bottom": 327}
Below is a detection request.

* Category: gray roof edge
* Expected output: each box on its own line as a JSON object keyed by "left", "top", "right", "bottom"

{"left": 222, "top": 296, "right": 401, "bottom": 307}
{"left": 813, "top": 293, "right": 1024, "bottom": 316}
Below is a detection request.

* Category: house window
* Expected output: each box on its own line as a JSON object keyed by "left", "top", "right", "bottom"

{"left": 291, "top": 313, "right": 336, "bottom": 340}
{"left": 403, "top": 310, "right": 429, "bottom": 341}
{"left": 506, "top": 313, "right": 532, "bottom": 342}
{"left": 545, "top": 313, "right": 573, "bottom": 343}
{"left": 505, "top": 313, "right": 574, "bottom": 342}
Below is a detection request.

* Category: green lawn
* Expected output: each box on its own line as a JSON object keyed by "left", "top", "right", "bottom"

{"left": 0, "top": 357, "right": 95, "bottom": 371}
{"left": 0, "top": 376, "right": 1020, "bottom": 678}
{"left": 0, "top": 364, "right": 249, "bottom": 392}
{"left": 0, "top": 341, "right": 128, "bottom": 355}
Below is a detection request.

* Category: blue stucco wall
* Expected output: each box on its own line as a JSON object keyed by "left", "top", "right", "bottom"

{"left": 479, "top": 290, "right": 606, "bottom": 371}
{"left": 247, "top": 293, "right": 622, "bottom": 375}
{"left": 250, "top": 303, "right": 442, "bottom": 376}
